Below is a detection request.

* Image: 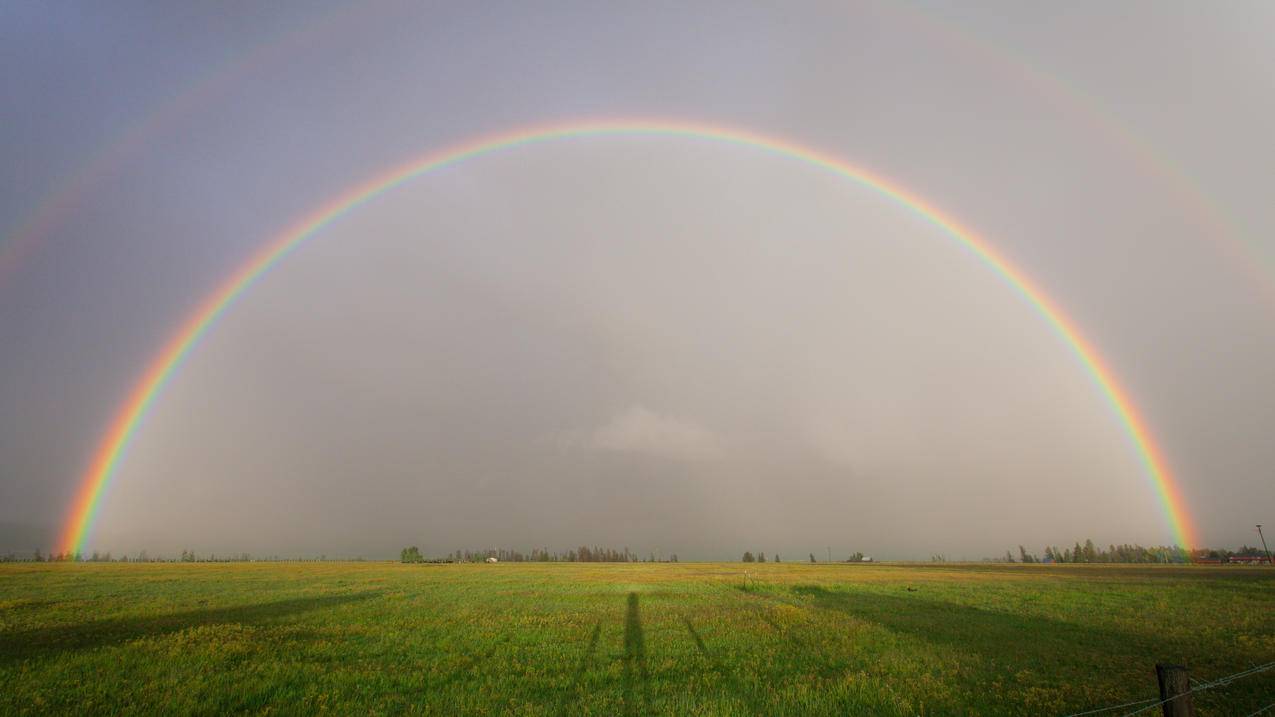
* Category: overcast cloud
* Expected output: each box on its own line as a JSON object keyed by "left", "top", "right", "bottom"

{"left": 1, "top": 1, "right": 1273, "bottom": 559}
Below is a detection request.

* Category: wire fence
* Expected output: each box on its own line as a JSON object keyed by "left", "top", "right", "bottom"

{"left": 1246, "top": 699, "right": 1275, "bottom": 717}
{"left": 1060, "top": 659, "right": 1275, "bottom": 717}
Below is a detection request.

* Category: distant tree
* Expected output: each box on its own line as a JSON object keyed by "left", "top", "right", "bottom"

{"left": 1018, "top": 545, "right": 1033, "bottom": 563}
{"left": 670, "top": 554, "right": 678, "bottom": 563}
{"left": 1073, "top": 541, "right": 1085, "bottom": 563}
{"left": 138, "top": 549, "right": 149, "bottom": 563}
{"left": 33, "top": 549, "right": 42, "bottom": 562}
{"left": 758, "top": 552, "right": 766, "bottom": 563}
{"left": 774, "top": 554, "right": 780, "bottom": 563}
{"left": 1004, "top": 550, "right": 1014, "bottom": 563}
{"left": 809, "top": 553, "right": 817, "bottom": 563}
{"left": 742, "top": 552, "right": 755, "bottom": 563}
{"left": 1083, "top": 539, "right": 1097, "bottom": 563}
{"left": 400, "top": 546, "right": 423, "bottom": 563}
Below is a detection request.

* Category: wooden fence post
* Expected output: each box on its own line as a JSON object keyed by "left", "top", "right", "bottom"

{"left": 1155, "top": 663, "right": 1194, "bottom": 717}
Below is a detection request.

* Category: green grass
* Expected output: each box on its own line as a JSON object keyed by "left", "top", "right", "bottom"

{"left": 1, "top": 562, "right": 1272, "bottom": 715}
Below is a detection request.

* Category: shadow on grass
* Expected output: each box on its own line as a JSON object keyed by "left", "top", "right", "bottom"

{"left": 622, "top": 593, "right": 650, "bottom": 717}
{"left": 0, "top": 591, "right": 379, "bottom": 664}
{"left": 575, "top": 621, "right": 602, "bottom": 683}
{"left": 730, "top": 584, "right": 864, "bottom": 685}
{"left": 683, "top": 615, "right": 771, "bottom": 713}
{"left": 791, "top": 585, "right": 1167, "bottom": 670}
{"left": 682, "top": 617, "right": 708, "bottom": 656}
{"left": 555, "top": 621, "right": 602, "bottom": 716}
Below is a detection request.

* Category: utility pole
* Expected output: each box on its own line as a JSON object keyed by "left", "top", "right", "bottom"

{"left": 1258, "top": 524, "right": 1271, "bottom": 564}
{"left": 826, "top": 546, "right": 832, "bottom": 563}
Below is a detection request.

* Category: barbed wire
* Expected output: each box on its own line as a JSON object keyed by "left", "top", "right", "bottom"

{"left": 1245, "top": 698, "right": 1275, "bottom": 717}
{"left": 1119, "top": 661, "right": 1275, "bottom": 716}
{"left": 1061, "top": 660, "right": 1275, "bottom": 717}
{"left": 1061, "top": 696, "right": 1158, "bottom": 716}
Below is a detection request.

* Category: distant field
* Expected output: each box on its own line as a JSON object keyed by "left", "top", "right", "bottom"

{"left": 1, "top": 562, "right": 1272, "bottom": 715}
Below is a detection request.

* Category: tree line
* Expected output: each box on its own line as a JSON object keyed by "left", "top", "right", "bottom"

{"left": 400, "top": 546, "right": 680, "bottom": 563}
{"left": 5, "top": 540, "right": 1266, "bottom": 564}
{"left": 1001, "top": 541, "right": 1269, "bottom": 564}
{"left": 3, "top": 550, "right": 365, "bottom": 563}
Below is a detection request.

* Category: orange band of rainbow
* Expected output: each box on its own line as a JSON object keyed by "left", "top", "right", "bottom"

{"left": 59, "top": 119, "right": 1197, "bottom": 555}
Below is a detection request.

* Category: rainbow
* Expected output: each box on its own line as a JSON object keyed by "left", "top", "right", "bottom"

{"left": 59, "top": 119, "right": 1198, "bottom": 555}
{"left": 0, "top": 2, "right": 357, "bottom": 288}
{"left": 886, "top": 1, "right": 1275, "bottom": 309}
{"left": 7, "top": 10, "right": 1271, "bottom": 313}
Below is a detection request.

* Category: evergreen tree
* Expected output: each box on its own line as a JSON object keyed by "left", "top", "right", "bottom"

{"left": 758, "top": 552, "right": 766, "bottom": 563}
{"left": 809, "top": 553, "right": 817, "bottom": 563}
{"left": 742, "top": 551, "right": 755, "bottom": 563}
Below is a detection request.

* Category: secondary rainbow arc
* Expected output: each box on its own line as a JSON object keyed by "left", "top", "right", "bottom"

{"left": 59, "top": 119, "right": 1198, "bottom": 555}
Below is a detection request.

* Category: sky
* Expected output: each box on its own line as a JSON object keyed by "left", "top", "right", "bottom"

{"left": 2, "top": 1, "right": 1274, "bottom": 560}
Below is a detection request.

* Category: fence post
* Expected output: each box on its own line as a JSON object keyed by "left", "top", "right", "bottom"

{"left": 1155, "top": 664, "right": 1194, "bottom": 717}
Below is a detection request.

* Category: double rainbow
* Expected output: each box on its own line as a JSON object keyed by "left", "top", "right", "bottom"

{"left": 59, "top": 119, "right": 1197, "bottom": 554}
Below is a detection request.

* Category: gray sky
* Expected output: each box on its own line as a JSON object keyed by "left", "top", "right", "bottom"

{"left": 2, "top": 1, "right": 1273, "bottom": 559}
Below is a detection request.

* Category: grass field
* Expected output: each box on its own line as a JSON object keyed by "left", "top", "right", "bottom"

{"left": 1, "top": 562, "right": 1272, "bottom": 715}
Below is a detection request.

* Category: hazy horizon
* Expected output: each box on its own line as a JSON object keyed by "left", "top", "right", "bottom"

{"left": 3, "top": 2, "right": 1274, "bottom": 560}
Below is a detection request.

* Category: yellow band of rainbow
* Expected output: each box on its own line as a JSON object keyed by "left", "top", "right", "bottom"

{"left": 59, "top": 119, "right": 1197, "bottom": 555}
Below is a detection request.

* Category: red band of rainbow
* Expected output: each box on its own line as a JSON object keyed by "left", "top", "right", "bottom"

{"left": 59, "top": 119, "right": 1197, "bottom": 555}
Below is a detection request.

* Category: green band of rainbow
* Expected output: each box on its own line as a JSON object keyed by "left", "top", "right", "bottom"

{"left": 60, "top": 119, "right": 1197, "bottom": 555}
